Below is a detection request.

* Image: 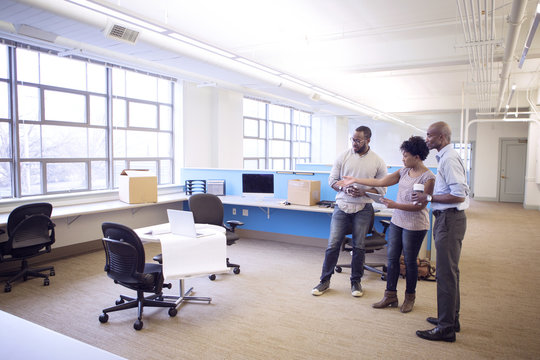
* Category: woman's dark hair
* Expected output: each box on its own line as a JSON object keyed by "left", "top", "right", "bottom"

{"left": 400, "top": 136, "right": 430, "bottom": 161}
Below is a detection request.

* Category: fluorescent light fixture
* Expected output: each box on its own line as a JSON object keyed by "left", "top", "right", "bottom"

{"left": 505, "top": 84, "right": 516, "bottom": 111}
{"left": 169, "top": 33, "right": 235, "bottom": 58}
{"left": 236, "top": 58, "right": 282, "bottom": 75}
{"left": 280, "top": 74, "right": 313, "bottom": 88}
{"left": 518, "top": 3, "right": 540, "bottom": 68}
{"left": 66, "top": 0, "right": 167, "bottom": 33}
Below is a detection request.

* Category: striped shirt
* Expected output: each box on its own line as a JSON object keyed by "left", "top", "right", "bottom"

{"left": 391, "top": 167, "right": 436, "bottom": 231}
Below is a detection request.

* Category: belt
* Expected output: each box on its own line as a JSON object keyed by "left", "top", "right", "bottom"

{"left": 433, "top": 208, "right": 463, "bottom": 217}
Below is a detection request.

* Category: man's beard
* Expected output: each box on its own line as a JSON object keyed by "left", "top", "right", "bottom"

{"left": 354, "top": 144, "right": 368, "bottom": 154}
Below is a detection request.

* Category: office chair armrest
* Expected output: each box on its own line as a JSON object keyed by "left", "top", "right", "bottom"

{"left": 226, "top": 220, "right": 244, "bottom": 232}
{"left": 379, "top": 220, "right": 391, "bottom": 234}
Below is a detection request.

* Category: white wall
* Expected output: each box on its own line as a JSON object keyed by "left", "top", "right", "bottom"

{"left": 182, "top": 83, "right": 243, "bottom": 169}
{"left": 348, "top": 117, "right": 433, "bottom": 167}
{"left": 473, "top": 122, "right": 529, "bottom": 201}
{"left": 525, "top": 121, "right": 540, "bottom": 210}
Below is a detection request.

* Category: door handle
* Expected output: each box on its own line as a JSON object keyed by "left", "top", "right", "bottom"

{"left": 501, "top": 175, "right": 506, "bottom": 179}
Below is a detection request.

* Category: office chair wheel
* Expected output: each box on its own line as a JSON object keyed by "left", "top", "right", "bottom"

{"left": 168, "top": 307, "right": 178, "bottom": 317}
{"left": 50, "top": 270, "right": 55, "bottom": 276}
{"left": 99, "top": 313, "right": 109, "bottom": 323}
{"left": 115, "top": 299, "right": 125, "bottom": 305}
{"left": 43, "top": 278, "right": 50, "bottom": 286}
{"left": 335, "top": 266, "right": 343, "bottom": 273}
{"left": 4, "top": 284, "right": 11, "bottom": 293}
{"left": 134, "top": 320, "right": 143, "bottom": 331}
{"left": 208, "top": 274, "right": 216, "bottom": 281}
{"left": 233, "top": 267, "right": 240, "bottom": 275}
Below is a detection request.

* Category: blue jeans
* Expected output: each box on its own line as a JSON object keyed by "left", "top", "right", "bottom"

{"left": 386, "top": 223, "right": 426, "bottom": 294}
{"left": 320, "top": 204, "right": 373, "bottom": 283}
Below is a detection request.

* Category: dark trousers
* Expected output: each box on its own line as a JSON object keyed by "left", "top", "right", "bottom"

{"left": 433, "top": 208, "right": 467, "bottom": 331}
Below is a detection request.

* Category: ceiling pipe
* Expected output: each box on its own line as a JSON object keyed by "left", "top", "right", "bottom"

{"left": 496, "top": 0, "right": 528, "bottom": 111}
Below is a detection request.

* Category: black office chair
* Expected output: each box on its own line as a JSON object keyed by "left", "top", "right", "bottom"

{"left": 188, "top": 193, "right": 244, "bottom": 280}
{"left": 99, "top": 222, "right": 178, "bottom": 331}
{"left": 335, "top": 212, "right": 390, "bottom": 280}
{"left": 0, "top": 202, "right": 56, "bottom": 293}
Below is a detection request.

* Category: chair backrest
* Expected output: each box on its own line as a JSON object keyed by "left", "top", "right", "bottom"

{"left": 188, "top": 193, "right": 224, "bottom": 226}
{"left": 101, "top": 222, "right": 146, "bottom": 274}
{"left": 3, "top": 202, "right": 55, "bottom": 257}
{"left": 7, "top": 202, "right": 53, "bottom": 237}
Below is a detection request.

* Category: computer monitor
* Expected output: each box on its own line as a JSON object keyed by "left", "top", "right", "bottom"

{"left": 242, "top": 173, "right": 274, "bottom": 198}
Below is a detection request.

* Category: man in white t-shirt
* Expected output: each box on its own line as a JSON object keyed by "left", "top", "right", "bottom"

{"left": 312, "top": 126, "right": 387, "bottom": 297}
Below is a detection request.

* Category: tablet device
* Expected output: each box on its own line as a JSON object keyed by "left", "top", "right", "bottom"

{"left": 365, "top": 192, "right": 385, "bottom": 204}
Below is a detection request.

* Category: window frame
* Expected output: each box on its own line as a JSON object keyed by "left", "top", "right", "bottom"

{"left": 243, "top": 97, "right": 312, "bottom": 170}
{"left": 0, "top": 41, "right": 176, "bottom": 199}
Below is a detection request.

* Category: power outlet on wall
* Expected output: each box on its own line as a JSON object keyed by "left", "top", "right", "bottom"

{"left": 242, "top": 209, "right": 248, "bottom": 216}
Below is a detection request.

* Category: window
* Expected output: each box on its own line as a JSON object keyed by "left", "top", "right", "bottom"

{"left": 243, "top": 98, "right": 311, "bottom": 170}
{"left": 0, "top": 43, "right": 175, "bottom": 199}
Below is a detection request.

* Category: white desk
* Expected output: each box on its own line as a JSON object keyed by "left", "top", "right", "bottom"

{"left": 135, "top": 223, "right": 227, "bottom": 308}
{"left": 218, "top": 195, "right": 394, "bottom": 218}
{"left": 0, "top": 193, "right": 189, "bottom": 227}
{"left": 0, "top": 310, "right": 125, "bottom": 360}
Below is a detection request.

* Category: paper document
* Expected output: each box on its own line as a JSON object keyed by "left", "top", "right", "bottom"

{"left": 159, "top": 232, "right": 228, "bottom": 280}
{"left": 366, "top": 192, "right": 385, "bottom": 204}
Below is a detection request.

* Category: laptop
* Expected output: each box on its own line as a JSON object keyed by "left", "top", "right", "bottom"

{"left": 166, "top": 209, "right": 212, "bottom": 238}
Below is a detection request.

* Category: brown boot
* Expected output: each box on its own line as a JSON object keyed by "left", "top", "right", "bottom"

{"left": 400, "top": 292, "right": 416, "bottom": 313}
{"left": 372, "top": 290, "right": 398, "bottom": 308}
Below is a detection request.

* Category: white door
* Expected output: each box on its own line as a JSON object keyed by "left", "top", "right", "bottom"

{"left": 499, "top": 139, "right": 527, "bottom": 203}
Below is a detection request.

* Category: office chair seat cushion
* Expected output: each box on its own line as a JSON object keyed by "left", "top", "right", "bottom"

{"left": 365, "top": 237, "right": 387, "bottom": 248}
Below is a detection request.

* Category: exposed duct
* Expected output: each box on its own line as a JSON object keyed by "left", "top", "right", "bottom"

{"left": 496, "top": 0, "right": 528, "bottom": 111}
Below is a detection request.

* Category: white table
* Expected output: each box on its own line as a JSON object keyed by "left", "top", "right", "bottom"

{"left": 0, "top": 310, "right": 126, "bottom": 360}
{"left": 135, "top": 223, "right": 227, "bottom": 309}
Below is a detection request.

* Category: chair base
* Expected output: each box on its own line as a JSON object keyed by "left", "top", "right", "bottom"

{"left": 100, "top": 289, "right": 180, "bottom": 330}
{"left": 0, "top": 260, "right": 55, "bottom": 292}
{"left": 335, "top": 263, "right": 387, "bottom": 281}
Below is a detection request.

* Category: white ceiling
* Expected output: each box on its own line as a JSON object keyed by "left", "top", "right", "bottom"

{"left": 1, "top": 0, "right": 540, "bottom": 132}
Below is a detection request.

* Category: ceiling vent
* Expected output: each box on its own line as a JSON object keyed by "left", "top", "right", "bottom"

{"left": 104, "top": 23, "right": 139, "bottom": 45}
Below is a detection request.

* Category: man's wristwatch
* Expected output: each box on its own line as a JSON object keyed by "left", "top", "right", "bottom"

{"left": 426, "top": 194, "right": 432, "bottom": 202}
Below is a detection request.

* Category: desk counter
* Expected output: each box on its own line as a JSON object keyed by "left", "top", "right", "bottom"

{"left": 0, "top": 193, "right": 188, "bottom": 227}
{"left": 219, "top": 195, "right": 394, "bottom": 218}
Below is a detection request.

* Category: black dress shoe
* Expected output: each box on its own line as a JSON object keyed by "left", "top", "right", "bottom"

{"left": 416, "top": 327, "right": 456, "bottom": 342}
{"left": 426, "top": 316, "right": 460, "bottom": 332}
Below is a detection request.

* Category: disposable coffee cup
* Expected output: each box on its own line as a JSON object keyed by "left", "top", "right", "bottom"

{"left": 413, "top": 183, "right": 424, "bottom": 193}
{"left": 413, "top": 183, "right": 424, "bottom": 205}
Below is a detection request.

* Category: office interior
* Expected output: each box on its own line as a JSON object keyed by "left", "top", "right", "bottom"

{"left": 1, "top": 0, "right": 540, "bottom": 358}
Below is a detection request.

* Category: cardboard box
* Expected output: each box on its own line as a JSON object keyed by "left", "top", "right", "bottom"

{"left": 119, "top": 169, "right": 157, "bottom": 204}
{"left": 287, "top": 179, "right": 321, "bottom": 206}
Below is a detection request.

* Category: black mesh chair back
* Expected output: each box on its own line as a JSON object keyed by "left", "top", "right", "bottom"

{"left": 102, "top": 222, "right": 146, "bottom": 276}
{"left": 188, "top": 193, "right": 224, "bottom": 226}
{"left": 0, "top": 202, "right": 55, "bottom": 292}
